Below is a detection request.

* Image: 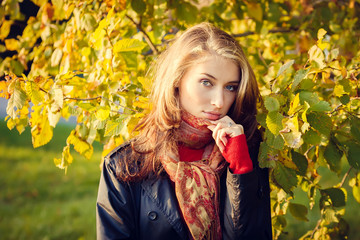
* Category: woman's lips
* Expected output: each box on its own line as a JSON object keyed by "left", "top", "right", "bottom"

{"left": 203, "top": 111, "right": 221, "bottom": 120}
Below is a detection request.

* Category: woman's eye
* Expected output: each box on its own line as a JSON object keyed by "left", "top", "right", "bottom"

{"left": 200, "top": 80, "right": 212, "bottom": 86}
{"left": 226, "top": 85, "right": 238, "bottom": 92}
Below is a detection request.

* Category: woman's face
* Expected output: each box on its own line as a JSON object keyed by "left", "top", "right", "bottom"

{"left": 179, "top": 55, "right": 240, "bottom": 121}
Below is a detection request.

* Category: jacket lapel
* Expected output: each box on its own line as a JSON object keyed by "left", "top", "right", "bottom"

{"left": 141, "top": 176, "right": 188, "bottom": 240}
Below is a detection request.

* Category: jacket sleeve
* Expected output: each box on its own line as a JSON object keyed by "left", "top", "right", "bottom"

{"left": 96, "top": 157, "right": 139, "bottom": 240}
{"left": 221, "top": 135, "right": 272, "bottom": 240}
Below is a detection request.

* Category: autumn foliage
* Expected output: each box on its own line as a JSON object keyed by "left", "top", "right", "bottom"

{"left": 1, "top": 0, "right": 360, "bottom": 239}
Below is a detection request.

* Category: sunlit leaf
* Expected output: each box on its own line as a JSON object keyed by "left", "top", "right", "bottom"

{"left": 0, "top": 20, "right": 13, "bottom": 40}
{"left": 31, "top": 108, "right": 53, "bottom": 148}
{"left": 4, "top": 39, "right": 19, "bottom": 51}
{"left": 113, "top": 39, "right": 146, "bottom": 53}
{"left": 277, "top": 60, "right": 294, "bottom": 78}
{"left": 6, "top": 84, "right": 27, "bottom": 119}
{"left": 264, "top": 96, "right": 280, "bottom": 112}
{"left": 266, "top": 112, "right": 283, "bottom": 135}
{"left": 54, "top": 145, "right": 73, "bottom": 173}
{"left": 66, "top": 130, "right": 93, "bottom": 159}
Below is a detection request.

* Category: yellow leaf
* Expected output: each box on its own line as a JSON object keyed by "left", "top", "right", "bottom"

{"left": 25, "top": 80, "right": 43, "bottom": 105}
{"left": 96, "top": 106, "right": 110, "bottom": 121}
{"left": 308, "top": 45, "right": 326, "bottom": 69}
{"left": 0, "top": 81, "right": 10, "bottom": 99}
{"left": 288, "top": 93, "right": 300, "bottom": 116}
{"left": 67, "top": 130, "right": 93, "bottom": 159}
{"left": 0, "top": 20, "right": 13, "bottom": 41}
{"left": 113, "top": 39, "right": 146, "bottom": 52}
{"left": 5, "top": 39, "right": 19, "bottom": 51}
{"left": 137, "top": 77, "right": 152, "bottom": 93}
{"left": 6, "top": 117, "right": 16, "bottom": 130}
{"left": 317, "top": 28, "right": 327, "bottom": 42}
{"left": 54, "top": 145, "right": 73, "bottom": 173}
{"left": 31, "top": 108, "right": 53, "bottom": 148}
{"left": 246, "top": 2, "right": 263, "bottom": 22}
{"left": 133, "top": 96, "right": 150, "bottom": 110}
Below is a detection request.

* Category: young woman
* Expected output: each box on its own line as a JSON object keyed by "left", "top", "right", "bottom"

{"left": 96, "top": 22, "right": 272, "bottom": 240}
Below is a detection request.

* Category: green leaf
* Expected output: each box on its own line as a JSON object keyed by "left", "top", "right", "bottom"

{"left": 131, "top": 0, "right": 146, "bottom": 15}
{"left": 324, "top": 208, "right": 338, "bottom": 224}
{"left": 289, "top": 202, "right": 309, "bottom": 221}
{"left": 299, "top": 91, "right": 319, "bottom": 106}
{"left": 307, "top": 112, "right": 332, "bottom": 136}
{"left": 322, "top": 188, "right": 346, "bottom": 208}
{"left": 258, "top": 141, "right": 276, "bottom": 168}
{"left": 113, "top": 39, "right": 146, "bottom": 52}
{"left": 303, "top": 128, "right": 322, "bottom": 145}
{"left": 266, "top": 129, "right": 284, "bottom": 150}
{"left": 266, "top": 112, "right": 283, "bottom": 135}
{"left": 264, "top": 96, "right": 280, "bottom": 112}
{"left": 175, "top": 2, "right": 198, "bottom": 24}
{"left": 346, "top": 142, "right": 360, "bottom": 169}
{"left": 276, "top": 59, "right": 294, "bottom": 77}
{"left": 273, "top": 215, "right": 287, "bottom": 231}
{"left": 291, "top": 150, "right": 308, "bottom": 175}
{"left": 273, "top": 162, "right": 298, "bottom": 194}
{"left": 350, "top": 117, "right": 360, "bottom": 143}
{"left": 308, "top": 101, "right": 332, "bottom": 112}
{"left": 323, "top": 137, "right": 343, "bottom": 173}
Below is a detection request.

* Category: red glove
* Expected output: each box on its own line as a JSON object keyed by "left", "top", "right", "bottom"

{"left": 222, "top": 134, "right": 253, "bottom": 174}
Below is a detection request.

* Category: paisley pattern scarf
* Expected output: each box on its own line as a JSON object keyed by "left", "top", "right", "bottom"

{"left": 160, "top": 111, "right": 226, "bottom": 240}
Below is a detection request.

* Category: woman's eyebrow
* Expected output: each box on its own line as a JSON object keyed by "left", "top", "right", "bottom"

{"left": 201, "top": 73, "right": 239, "bottom": 84}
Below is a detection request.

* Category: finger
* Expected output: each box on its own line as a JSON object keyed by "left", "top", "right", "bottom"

{"left": 218, "top": 129, "right": 228, "bottom": 146}
{"left": 211, "top": 122, "right": 223, "bottom": 141}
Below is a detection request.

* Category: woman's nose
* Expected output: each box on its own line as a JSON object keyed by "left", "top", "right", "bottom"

{"left": 211, "top": 89, "right": 224, "bottom": 109}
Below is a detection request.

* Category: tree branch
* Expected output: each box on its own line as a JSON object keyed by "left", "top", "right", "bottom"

{"left": 340, "top": 167, "right": 353, "bottom": 188}
{"left": 126, "top": 15, "right": 159, "bottom": 55}
{"left": 232, "top": 27, "right": 299, "bottom": 38}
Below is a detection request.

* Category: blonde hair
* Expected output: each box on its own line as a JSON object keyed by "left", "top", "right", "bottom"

{"left": 117, "top": 22, "right": 261, "bottom": 181}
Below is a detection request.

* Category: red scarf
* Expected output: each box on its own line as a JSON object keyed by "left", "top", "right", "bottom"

{"left": 160, "top": 111, "right": 226, "bottom": 240}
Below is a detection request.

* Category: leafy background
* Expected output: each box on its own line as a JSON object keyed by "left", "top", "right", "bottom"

{"left": 1, "top": 0, "right": 360, "bottom": 239}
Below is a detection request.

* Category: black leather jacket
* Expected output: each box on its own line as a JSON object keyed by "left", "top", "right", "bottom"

{"left": 96, "top": 138, "right": 272, "bottom": 240}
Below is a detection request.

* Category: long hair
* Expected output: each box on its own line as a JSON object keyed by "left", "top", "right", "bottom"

{"left": 116, "top": 22, "right": 261, "bottom": 181}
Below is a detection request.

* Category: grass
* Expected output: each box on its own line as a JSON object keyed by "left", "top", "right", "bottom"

{"left": 0, "top": 119, "right": 359, "bottom": 239}
{"left": 0, "top": 120, "right": 102, "bottom": 240}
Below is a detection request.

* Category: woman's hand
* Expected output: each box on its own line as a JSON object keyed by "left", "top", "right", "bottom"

{"left": 207, "top": 115, "right": 244, "bottom": 153}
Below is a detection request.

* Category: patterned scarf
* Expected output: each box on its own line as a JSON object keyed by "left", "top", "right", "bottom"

{"left": 160, "top": 111, "right": 226, "bottom": 240}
